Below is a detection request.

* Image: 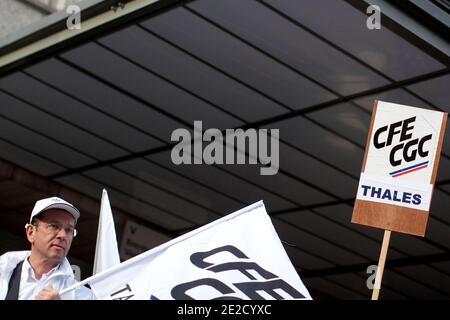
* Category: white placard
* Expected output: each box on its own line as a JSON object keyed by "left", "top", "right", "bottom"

{"left": 356, "top": 172, "right": 433, "bottom": 211}
{"left": 358, "top": 101, "right": 445, "bottom": 209}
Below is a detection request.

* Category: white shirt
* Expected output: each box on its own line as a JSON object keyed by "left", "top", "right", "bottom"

{"left": 0, "top": 251, "right": 94, "bottom": 300}
{"left": 18, "top": 257, "right": 61, "bottom": 300}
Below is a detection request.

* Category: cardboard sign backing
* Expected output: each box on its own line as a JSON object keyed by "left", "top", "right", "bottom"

{"left": 352, "top": 100, "right": 447, "bottom": 236}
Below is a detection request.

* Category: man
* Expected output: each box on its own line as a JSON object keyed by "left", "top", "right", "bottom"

{"left": 0, "top": 197, "right": 93, "bottom": 300}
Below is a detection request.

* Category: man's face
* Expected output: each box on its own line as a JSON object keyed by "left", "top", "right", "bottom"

{"left": 27, "top": 209, "right": 76, "bottom": 264}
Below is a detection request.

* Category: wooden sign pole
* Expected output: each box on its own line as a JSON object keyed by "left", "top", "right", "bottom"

{"left": 352, "top": 101, "right": 447, "bottom": 299}
{"left": 371, "top": 230, "right": 391, "bottom": 300}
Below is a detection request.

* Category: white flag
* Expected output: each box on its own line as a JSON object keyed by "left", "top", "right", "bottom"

{"left": 64, "top": 201, "right": 311, "bottom": 300}
{"left": 92, "top": 189, "right": 121, "bottom": 275}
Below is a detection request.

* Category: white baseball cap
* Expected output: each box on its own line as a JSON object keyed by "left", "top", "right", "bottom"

{"left": 30, "top": 197, "right": 80, "bottom": 223}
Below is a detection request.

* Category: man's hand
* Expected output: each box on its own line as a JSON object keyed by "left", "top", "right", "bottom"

{"left": 35, "top": 284, "right": 61, "bottom": 300}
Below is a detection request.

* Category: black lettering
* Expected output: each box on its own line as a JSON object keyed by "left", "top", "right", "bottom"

{"left": 387, "top": 120, "right": 402, "bottom": 146}
{"left": 234, "top": 278, "right": 305, "bottom": 300}
{"left": 113, "top": 295, "right": 134, "bottom": 300}
{"left": 418, "top": 134, "right": 432, "bottom": 157}
{"left": 412, "top": 194, "right": 422, "bottom": 205}
{"left": 361, "top": 185, "right": 371, "bottom": 196}
{"left": 374, "top": 126, "right": 387, "bottom": 148}
{"left": 393, "top": 190, "right": 402, "bottom": 202}
{"left": 402, "top": 192, "right": 412, "bottom": 204}
{"left": 191, "top": 245, "right": 248, "bottom": 269}
{"left": 390, "top": 143, "right": 403, "bottom": 166}
{"left": 400, "top": 117, "right": 415, "bottom": 142}
{"left": 207, "top": 261, "right": 277, "bottom": 280}
{"left": 171, "top": 278, "right": 240, "bottom": 300}
{"left": 111, "top": 284, "right": 132, "bottom": 297}
{"left": 403, "top": 138, "right": 418, "bottom": 162}
{"left": 371, "top": 187, "right": 382, "bottom": 198}
{"left": 381, "top": 189, "right": 391, "bottom": 200}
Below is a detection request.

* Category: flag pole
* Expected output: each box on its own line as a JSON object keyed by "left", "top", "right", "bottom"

{"left": 371, "top": 230, "right": 391, "bottom": 300}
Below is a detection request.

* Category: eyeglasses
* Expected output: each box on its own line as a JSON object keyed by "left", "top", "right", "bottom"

{"left": 34, "top": 220, "right": 78, "bottom": 238}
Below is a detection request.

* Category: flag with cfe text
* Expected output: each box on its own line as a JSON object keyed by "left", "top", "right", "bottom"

{"left": 62, "top": 201, "right": 311, "bottom": 300}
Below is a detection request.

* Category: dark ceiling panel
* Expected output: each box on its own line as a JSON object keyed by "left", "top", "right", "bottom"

{"left": 141, "top": 7, "right": 337, "bottom": 110}
{"left": 263, "top": 0, "right": 445, "bottom": 80}
{"left": 436, "top": 157, "right": 450, "bottom": 182}
{"left": 55, "top": 173, "right": 194, "bottom": 231}
{"left": 115, "top": 158, "right": 243, "bottom": 214}
{"left": 353, "top": 88, "right": 437, "bottom": 113}
{"left": 188, "top": 0, "right": 389, "bottom": 95}
{"left": 0, "top": 112, "right": 94, "bottom": 168}
{"left": 308, "top": 103, "right": 370, "bottom": 147}
{"left": 315, "top": 204, "right": 444, "bottom": 257}
{"left": 98, "top": 25, "right": 289, "bottom": 122}
{"left": 268, "top": 116, "right": 365, "bottom": 177}
{"left": 214, "top": 161, "right": 336, "bottom": 206}
{"left": 273, "top": 217, "right": 370, "bottom": 265}
{"left": 61, "top": 42, "right": 243, "bottom": 130}
{"left": 280, "top": 210, "right": 403, "bottom": 260}
{"left": 25, "top": 58, "right": 184, "bottom": 143}
{"left": 431, "top": 262, "right": 450, "bottom": 278}
{"left": 395, "top": 265, "right": 450, "bottom": 297}
{"left": 389, "top": 231, "right": 445, "bottom": 257}
{"left": 425, "top": 219, "right": 450, "bottom": 250}
{"left": 0, "top": 77, "right": 136, "bottom": 159}
{"left": 149, "top": 151, "right": 295, "bottom": 212}
{"left": 284, "top": 245, "right": 335, "bottom": 270}
{"left": 323, "top": 273, "right": 375, "bottom": 298}
{"left": 430, "top": 187, "right": 450, "bottom": 224}
{"left": 383, "top": 268, "right": 448, "bottom": 299}
{"left": 277, "top": 142, "right": 358, "bottom": 199}
{"left": 407, "top": 75, "right": 450, "bottom": 113}
{"left": 303, "top": 276, "right": 365, "bottom": 299}
{"left": 83, "top": 166, "right": 221, "bottom": 225}
{"left": 0, "top": 138, "right": 64, "bottom": 176}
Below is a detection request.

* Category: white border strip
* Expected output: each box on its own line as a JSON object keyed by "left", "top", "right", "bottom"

{"left": 0, "top": 0, "right": 159, "bottom": 69}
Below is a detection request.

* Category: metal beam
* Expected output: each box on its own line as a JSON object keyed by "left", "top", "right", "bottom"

{"left": 0, "top": 0, "right": 171, "bottom": 71}
{"left": 345, "top": 0, "right": 450, "bottom": 66}
{"left": 25, "top": 0, "right": 69, "bottom": 13}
